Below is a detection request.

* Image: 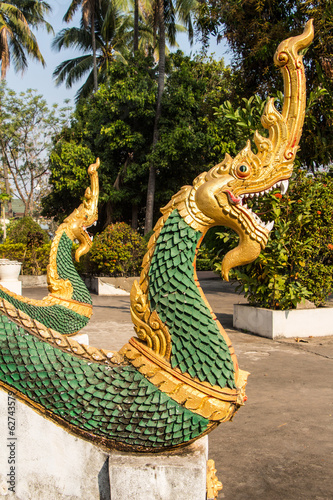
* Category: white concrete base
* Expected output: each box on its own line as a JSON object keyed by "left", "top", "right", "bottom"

{"left": 0, "top": 280, "right": 22, "bottom": 295}
{"left": 0, "top": 388, "right": 209, "bottom": 500}
{"left": 0, "top": 389, "right": 109, "bottom": 499}
{"left": 97, "top": 279, "right": 129, "bottom": 296}
{"left": 234, "top": 303, "right": 333, "bottom": 338}
{"left": 109, "top": 436, "right": 208, "bottom": 500}
{"left": 84, "top": 277, "right": 133, "bottom": 296}
{"left": 19, "top": 275, "right": 47, "bottom": 287}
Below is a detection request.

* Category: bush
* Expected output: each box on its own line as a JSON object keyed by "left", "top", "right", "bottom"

{"left": 0, "top": 242, "right": 51, "bottom": 275}
{"left": 213, "top": 170, "right": 333, "bottom": 309}
{"left": 7, "top": 217, "right": 49, "bottom": 245}
{"left": 88, "top": 222, "right": 146, "bottom": 276}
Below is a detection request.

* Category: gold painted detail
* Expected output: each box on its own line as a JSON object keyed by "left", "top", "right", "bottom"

{"left": 47, "top": 159, "right": 100, "bottom": 299}
{"left": 120, "top": 340, "right": 249, "bottom": 422}
{"left": 130, "top": 281, "right": 171, "bottom": 359}
{"left": 0, "top": 298, "right": 124, "bottom": 366}
{"left": 207, "top": 459, "right": 223, "bottom": 500}
{"left": 47, "top": 294, "right": 93, "bottom": 318}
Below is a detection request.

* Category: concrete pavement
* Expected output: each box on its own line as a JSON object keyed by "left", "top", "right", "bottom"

{"left": 23, "top": 274, "right": 333, "bottom": 500}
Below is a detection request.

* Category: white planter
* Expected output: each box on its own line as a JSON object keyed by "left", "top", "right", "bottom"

{"left": 0, "top": 259, "right": 22, "bottom": 282}
{"left": 233, "top": 303, "right": 333, "bottom": 339}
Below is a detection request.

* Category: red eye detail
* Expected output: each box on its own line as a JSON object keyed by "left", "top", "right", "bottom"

{"left": 236, "top": 164, "right": 251, "bottom": 178}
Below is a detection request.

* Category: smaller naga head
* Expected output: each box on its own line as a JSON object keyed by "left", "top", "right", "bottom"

{"left": 193, "top": 20, "right": 313, "bottom": 280}
{"left": 63, "top": 159, "right": 100, "bottom": 261}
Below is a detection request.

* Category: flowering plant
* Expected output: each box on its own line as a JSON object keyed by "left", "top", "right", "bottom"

{"left": 87, "top": 222, "right": 146, "bottom": 276}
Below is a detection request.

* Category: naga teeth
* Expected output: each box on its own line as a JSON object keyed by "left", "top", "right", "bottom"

{"left": 266, "top": 221, "right": 274, "bottom": 231}
{"left": 93, "top": 221, "right": 97, "bottom": 226}
{"left": 280, "top": 179, "right": 289, "bottom": 195}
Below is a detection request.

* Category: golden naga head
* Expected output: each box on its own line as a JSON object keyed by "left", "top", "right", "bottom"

{"left": 63, "top": 159, "right": 100, "bottom": 261}
{"left": 193, "top": 21, "right": 314, "bottom": 280}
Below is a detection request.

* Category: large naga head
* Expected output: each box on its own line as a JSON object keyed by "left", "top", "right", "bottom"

{"left": 62, "top": 159, "right": 100, "bottom": 261}
{"left": 193, "top": 21, "right": 314, "bottom": 280}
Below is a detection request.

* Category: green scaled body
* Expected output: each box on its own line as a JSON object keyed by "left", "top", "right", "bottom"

{"left": 0, "top": 234, "right": 91, "bottom": 335}
{"left": 0, "top": 210, "right": 236, "bottom": 451}
{"left": 0, "top": 316, "right": 208, "bottom": 450}
{"left": 149, "top": 210, "right": 235, "bottom": 389}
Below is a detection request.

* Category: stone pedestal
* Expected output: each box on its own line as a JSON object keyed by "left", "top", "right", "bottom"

{"left": 0, "top": 389, "right": 209, "bottom": 499}
{"left": 108, "top": 436, "right": 208, "bottom": 500}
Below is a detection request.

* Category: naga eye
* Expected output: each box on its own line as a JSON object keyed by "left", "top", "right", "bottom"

{"left": 236, "top": 164, "right": 251, "bottom": 178}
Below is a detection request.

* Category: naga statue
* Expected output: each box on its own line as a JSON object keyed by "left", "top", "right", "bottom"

{"left": 0, "top": 160, "right": 99, "bottom": 335}
{"left": 0, "top": 22, "right": 313, "bottom": 452}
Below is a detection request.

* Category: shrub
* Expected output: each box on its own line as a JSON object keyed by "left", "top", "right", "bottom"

{"left": 7, "top": 217, "right": 49, "bottom": 245}
{"left": 213, "top": 170, "right": 333, "bottom": 309}
{"left": 0, "top": 242, "right": 51, "bottom": 275}
{"left": 88, "top": 222, "right": 146, "bottom": 276}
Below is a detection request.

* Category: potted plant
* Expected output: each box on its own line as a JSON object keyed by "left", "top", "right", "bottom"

{"left": 213, "top": 170, "right": 333, "bottom": 338}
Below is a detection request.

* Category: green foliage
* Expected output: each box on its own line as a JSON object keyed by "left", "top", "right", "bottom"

{"left": 0, "top": 1, "right": 52, "bottom": 79}
{"left": 88, "top": 222, "right": 146, "bottom": 276}
{"left": 196, "top": 1, "right": 333, "bottom": 171}
{"left": 196, "top": 246, "right": 215, "bottom": 271}
{"left": 45, "top": 52, "right": 238, "bottom": 227}
{"left": 146, "top": 52, "right": 238, "bottom": 208}
{"left": 6, "top": 217, "right": 49, "bottom": 245}
{"left": 0, "top": 242, "right": 51, "bottom": 275}
{"left": 53, "top": 0, "right": 133, "bottom": 101}
{"left": 214, "top": 171, "right": 333, "bottom": 309}
{"left": 43, "top": 142, "right": 95, "bottom": 221}
{"left": 44, "top": 54, "right": 157, "bottom": 225}
{"left": 0, "top": 84, "right": 71, "bottom": 217}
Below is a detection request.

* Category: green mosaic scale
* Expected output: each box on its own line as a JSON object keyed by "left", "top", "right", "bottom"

{"left": 0, "top": 24, "right": 313, "bottom": 451}
{"left": 0, "top": 233, "right": 91, "bottom": 334}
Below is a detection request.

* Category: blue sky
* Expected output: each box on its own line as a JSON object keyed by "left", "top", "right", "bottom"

{"left": 5, "top": 3, "right": 231, "bottom": 108}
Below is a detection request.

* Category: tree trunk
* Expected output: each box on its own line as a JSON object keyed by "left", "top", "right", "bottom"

{"left": 91, "top": 12, "right": 98, "bottom": 93}
{"left": 2, "top": 161, "right": 12, "bottom": 217}
{"left": 144, "top": 0, "right": 165, "bottom": 235}
{"left": 132, "top": 204, "right": 138, "bottom": 230}
{"left": 104, "top": 200, "right": 113, "bottom": 227}
{"left": 134, "top": 0, "right": 139, "bottom": 53}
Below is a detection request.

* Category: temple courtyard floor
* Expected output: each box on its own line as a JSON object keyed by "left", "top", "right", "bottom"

{"left": 24, "top": 273, "right": 333, "bottom": 500}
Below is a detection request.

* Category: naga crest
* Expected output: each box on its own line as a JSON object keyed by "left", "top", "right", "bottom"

{"left": 47, "top": 159, "right": 99, "bottom": 300}
{"left": 175, "top": 20, "right": 314, "bottom": 280}
{"left": 60, "top": 158, "right": 100, "bottom": 262}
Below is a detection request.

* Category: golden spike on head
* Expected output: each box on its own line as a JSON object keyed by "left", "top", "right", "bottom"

{"left": 62, "top": 158, "right": 100, "bottom": 262}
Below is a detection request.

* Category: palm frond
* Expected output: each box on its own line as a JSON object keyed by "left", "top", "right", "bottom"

{"left": 52, "top": 27, "right": 92, "bottom": 52}
{"left": 53, "top": 54, "right": 93, "bottom": 87}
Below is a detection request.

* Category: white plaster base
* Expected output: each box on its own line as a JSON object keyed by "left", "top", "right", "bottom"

{"left": 0, "top": 389, "right": 110, "bottom": 499}
{"left": 0, "top": 281, "right": 22, "bottom": 295}
{"left": 84, "top": 277, "right": 130, "bottom": 296}
{"left": 19, "top": 275, "right": 47, "bottom": 287}
{"left": 109, "top": 436, "right": 208, "bottom": 500}
{"left": 234, "top": 304, "right": 333, "bottom": 338}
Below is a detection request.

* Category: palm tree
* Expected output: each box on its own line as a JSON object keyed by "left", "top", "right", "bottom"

{"left": 0, "top": 1, "right": 52, "bottom": 217}
{"left": 144, "top": 0, "right": 196, "bottom": 234}
{"left": 64, "top": 0, "right": 103, "bottom": 93}
{"left": 0, "top": 0, "right": 52, "bottom": 79}
{"left": 53, "top": 1, "right": 132, "bottom": 101}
